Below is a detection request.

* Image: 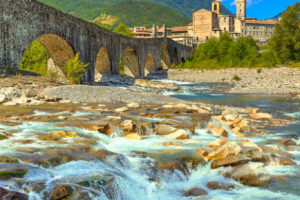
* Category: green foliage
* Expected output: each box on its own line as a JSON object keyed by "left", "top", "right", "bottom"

{"left": 268, "top": 3, "right": 300, "bottom": 64}
{"left": 64, "top": 53, "right": 89, "bottom": 84}
{"left": 39, "top": 0, "right": 191, "bottom": 28}
{"left": 20, "top": 40, "right": 50, "bottom": 75}
{"left": 257, "top": 69, "right": 262, "bottom": 73}
{"left": 120, "top": 57, "right": 125, "bottom": 74}
{"left": 175, "top": 32, "right": 267, "bottom": 70}
{"left": 47, "top": 70, "right": 59, "bottom": 83}
{"left": 95, "top": 22, "right": 113, "bottom": 31}
{"left": 114, "top": 24, "right": 134, "bottom": 37}
{"left": 107, "top": 0, "right": 191, "bottom": 27}
{"left": 232, "top": 75, "right": 241, "bottom": 81}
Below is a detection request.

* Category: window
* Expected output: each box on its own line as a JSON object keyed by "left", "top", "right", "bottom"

{"left": 214, "top": 4, "right": 217, "bottom": 11}
{"left": 224, "top": 18, "right": 226, "bottom": 22}
{"left": 224, "top": 27, "right": 226, "bottom": 31}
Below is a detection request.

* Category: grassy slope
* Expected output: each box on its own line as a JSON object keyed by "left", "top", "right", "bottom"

{"left": 39, "top": 0, "right": 233, "bottom": 27}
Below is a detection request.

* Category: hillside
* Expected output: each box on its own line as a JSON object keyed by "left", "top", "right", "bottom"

{"left": 39, "top": 0, "right": 233, "bottom": 27}
{"left": 151, "top": 0, "right": 233, "bottom": 17}
{"left": 106, "top": 0, "right": 191, "bottom": 27}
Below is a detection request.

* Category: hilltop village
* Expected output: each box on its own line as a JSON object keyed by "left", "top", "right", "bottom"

{"left": 132, "top": 0, "right": 277, "bottom": 46}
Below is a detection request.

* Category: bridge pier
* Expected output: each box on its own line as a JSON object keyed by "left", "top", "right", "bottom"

{"left": 0, "top": 0, "right": 192, "bottom": 84}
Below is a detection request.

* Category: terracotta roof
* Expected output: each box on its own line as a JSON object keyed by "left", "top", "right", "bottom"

{"left": 170, "top": 26, "right": 188, "bottom": 32}
{"left": 188, "top": 22, "right": 193, "bottom": 26}
{"left": 245, "top": 19, "right": 277, "bottom": 25}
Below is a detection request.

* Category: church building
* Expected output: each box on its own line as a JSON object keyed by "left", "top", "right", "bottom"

{"left": 191, "top": 0, "right": 276, "bottom": 43}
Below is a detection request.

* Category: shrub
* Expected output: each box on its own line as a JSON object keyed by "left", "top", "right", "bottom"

{"left": 47, "top": 70, "right": 59, "bottom": 83}
{"left": 64, "top": 53, "right": 89, "bottom": 84}
{"left": 257, "top": 69, "right": 262, "bottom": 73}
{"left": 232, "top": 75, "right": 241, "bottom": 81}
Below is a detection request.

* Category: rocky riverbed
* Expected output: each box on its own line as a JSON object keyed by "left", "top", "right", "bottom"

{"left": 167, "top": 67, "right": 300, "bottom": 94}
{"left": 0, "top": 75, "right": 300, "bottom": 199}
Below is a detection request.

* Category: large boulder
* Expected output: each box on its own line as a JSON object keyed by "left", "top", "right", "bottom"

{"left": 0, "top": 187, "right": 28, "bottom": 200}
{"left": 211, "top": 155, "right": 250, "bottom": 169}
{"left": 222, "top": 162, "right": 271, "bottom": 186}
{"left": 209, "top": 137, "right": 229, "bottom": 150}
{"left": 206, "top": 142, "right": 241, "bottom": 161}
{"left": 238, "top": 141, "right": 263, "bottom": 161}
{"left": 208, "top": 124, "right": 228, "bottom": 137}
{"left": 155, "top": 124, "right": 177, "bottom": 136}
{"left": 183, "top": 187, "right": 207, "bottom": 197}
{"left": 206, "top": 181, "right": 235, "bottom": 191}
{"left": 164, "top": 129, "right": 189, "bottom": 140}
{"left": 51, "top": 185, "right": 74, "bottom": 200}
{"left": 249, "top": 113, "right": 272, "bottom": 120}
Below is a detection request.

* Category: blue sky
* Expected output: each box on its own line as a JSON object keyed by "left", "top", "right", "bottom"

{"left": 221, "top": 0, "right": 298, "bottom": 19}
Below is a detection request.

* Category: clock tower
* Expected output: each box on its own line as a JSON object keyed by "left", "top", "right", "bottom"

{"left": 236, "top": 0, "right": 246, "bottom": 20}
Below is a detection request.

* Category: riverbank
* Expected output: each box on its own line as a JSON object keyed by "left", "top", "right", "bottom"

{"left": 167, "top": 67, "right": 300, "bottom": 94}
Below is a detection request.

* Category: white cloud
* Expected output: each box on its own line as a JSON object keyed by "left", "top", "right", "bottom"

{"left": 229, "top": 0, "right": 263, "bottom": 7}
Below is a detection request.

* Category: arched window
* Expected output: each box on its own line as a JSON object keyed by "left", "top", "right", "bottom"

{"left": 214, "top": 4, "right": 218, "bottom": 11}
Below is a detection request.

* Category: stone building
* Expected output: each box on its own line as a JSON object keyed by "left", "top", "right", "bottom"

{"left": 190, "top": 0, "right": 277, "bottom": 43}
{"left": 132, "top": 0, "right": 276, "bottom": 46}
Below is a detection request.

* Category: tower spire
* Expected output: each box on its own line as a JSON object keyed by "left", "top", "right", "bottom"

{"left": 236, "top": 0, "right": 246, "bottom": 20}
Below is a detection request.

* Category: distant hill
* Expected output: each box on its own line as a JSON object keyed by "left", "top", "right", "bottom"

{"left": 39, "top": 0, "right": 233, "bottom": 27}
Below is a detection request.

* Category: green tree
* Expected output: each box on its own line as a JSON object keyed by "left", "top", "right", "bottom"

{"left": 113, "top": 23, "right": 134, "bottom": 37}
{"left": 95, "top": 22, "right": 113, "bottom": 31}
{"left": 64, "top": 53, "right": 89, "bottom": 84}
{"left": 269, "top": 2, "right": 300, "bottom": 64}
{"left": 20, "top": 40, "right": 50, "bottom": 75}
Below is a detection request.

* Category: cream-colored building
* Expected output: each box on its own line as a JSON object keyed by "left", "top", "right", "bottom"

{"left": 191, "top": 0, "right": 277, "bottom": 43}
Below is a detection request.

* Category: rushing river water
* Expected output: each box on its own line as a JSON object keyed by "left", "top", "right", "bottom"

{"left": 0, "top": 81, "right": 299, "bottom": 200}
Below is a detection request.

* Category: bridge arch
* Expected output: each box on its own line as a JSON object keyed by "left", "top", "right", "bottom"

{"left": 20, "top": 33, "right": 74, "bottom": 78}
{"left": 160, "top": 43, "right": 171, "bottom": 69}
{"left": 95, "top": 47, "right": 111, "bottom": 82}
{"left": 172, "top": 47, "right": 179, "bottom": 65}
{"left": 121, "top": 46, "right": 140, "bottom": 78}
{"left": 145, "top": 53, "right": 155, "bottom": 76}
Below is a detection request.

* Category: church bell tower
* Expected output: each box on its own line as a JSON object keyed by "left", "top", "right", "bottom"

{"left": 212, "top": 0, "right": 221, "bottom": 15}
{"left": 236, "top": 0, "right": 246, "bottom": 20}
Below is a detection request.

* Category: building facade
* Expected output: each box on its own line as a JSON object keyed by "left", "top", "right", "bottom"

{"left": 132, "top": 0, "right": 277, "bottom": 46}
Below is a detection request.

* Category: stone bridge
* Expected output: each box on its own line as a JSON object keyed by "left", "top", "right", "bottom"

{"left": 0, "top": 0, "right": 192, "bottom": 84}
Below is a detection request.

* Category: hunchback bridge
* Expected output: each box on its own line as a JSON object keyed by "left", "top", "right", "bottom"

{"left": 0, "top": 0, "right": 192, "bottom": 84}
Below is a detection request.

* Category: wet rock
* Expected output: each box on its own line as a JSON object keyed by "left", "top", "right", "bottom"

{"left": 0, "top": 93, "right": 9, "bottom": 104}
{"left": 208, "top": 124, "right": 228, "bottom": 137}
{"left": 163, "top": 118, "right": 195, "bottom": 133}
{"left": 157, "top": 160, "right": 188, "bottom": 175}
{"left": 211, "top": 155, "right": 250, "bottom": 169}
{"left": 273, "top": 138, "right": 296, "bottom": 146}
{"left": 209, "top": 137, "right": 229, "bottom": 150}
{"left": 0, "top": 134, "right": 8, "bottom": 140}
{"left": 206, "top": 181, "right": 235, "bottom": 191}
{"left": 127, "top": 102, "right": 140, "bottom": 108}
{"left": 0, "top": 187, "right": 28, "bottom": 200}
{"left": 206, "top": 142, "right": 241, "bottom": 161}
{"left": 162, "top": 142, "right": 182, "bottom": 146}
{"left": 222, "top": 162, "right": 271, "bottom": 186}
{"left": 245, "top": 107, "right": 260, "bottom": 114}
{"left": 125, "top": 133, "right": 143, "bottom": 140}
{"left": 249, "top": 112, "right": 272, "bottom": 121}
{"left": 0, "top": 156, "right": 18, "bottom": 163}
{"left": 155, "top": 124, "right": 177, "bottom": 136}
{"left": 164, "top": 129, "right": 189, "bottom": 140}
{"left": 38, "top": 131, "right": 80, "bottom": 141}
{"left": 239, "top": 141, "right": 263, "bottom": 161}
{"left": 115, "top": 107, "right": 129, "bottom": 113}
{"left": 88, "top": 149, "right": 117, "bottom": 162}
{"left": 120, "top": 120, "right": 133, "bottom": 132}
{"left": 51, "top": 185, "right": 74, "bottom": 200}
{"left": 268, "top": 154, "right": 296, "bottom": 166}
{"left": 183, "top": 187, "right": 208, "bottom": 197}
{"left": 98, "top": 123, "right": 119, "bottom": 137}
{"left": 0, "top": 168, "right": 28, "bottom": 180}
{"left": 261, "top": 145, "right": 294, "bottom": 159}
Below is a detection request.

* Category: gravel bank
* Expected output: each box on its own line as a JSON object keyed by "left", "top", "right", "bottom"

{"left": 168, "top": 68, "right": 300, "bottom": 94}
{"left": 43, "top": 85, "right": 184, "bottom": 104}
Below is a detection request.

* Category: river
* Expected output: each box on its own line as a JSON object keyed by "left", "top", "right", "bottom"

{"left": 0, "top": 80, "right": 299, "bottom": 200}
